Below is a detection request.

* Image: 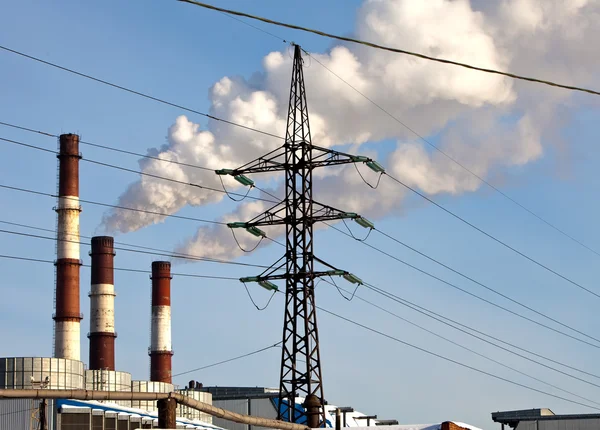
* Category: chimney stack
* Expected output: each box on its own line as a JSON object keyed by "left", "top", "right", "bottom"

{"left": 88, "top": 236, "right": 117, "bottom": 370}
{"left": 150, "top": 261, "right": 173, "bottom": 383}
{"left": 53, "top": 133, "right": 83, "bottom": 360}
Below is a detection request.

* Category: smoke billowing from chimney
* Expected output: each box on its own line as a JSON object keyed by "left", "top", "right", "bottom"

{"left": 88, "top": 236, "right": 117, "bottom": 370}
{"left": 54, "top": 133, "right": 83, "bottom": 361}
{"left": 150, "top": 261, "right": 173, "bottom": 384}
{"left": 100, "top": 0, "right": 600, "bottom": 260}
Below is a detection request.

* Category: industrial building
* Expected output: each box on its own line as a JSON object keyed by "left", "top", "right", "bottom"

{"left": 492, "top": 408, "right": 600, "bottom": 429}
{"left": 195, "top": 387, "right": 480, "bottom": 430}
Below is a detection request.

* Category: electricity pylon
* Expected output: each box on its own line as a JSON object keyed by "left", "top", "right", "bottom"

{"left": 217, "top": 44, "right": 382, "bottom": 428}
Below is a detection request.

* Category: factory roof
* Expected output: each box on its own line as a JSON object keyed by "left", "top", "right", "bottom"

{"left": 492, "top": 408, "right": 600, "bottom": 426}
{"left": 57, "top": 399, "right": 224, "bottom": 430}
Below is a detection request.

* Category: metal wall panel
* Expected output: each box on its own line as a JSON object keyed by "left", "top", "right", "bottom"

{"left": 211, "top": 398, "right": 277, "bottom": 430}
{"left": 213, "top": 399, "right": 250, "bottom": 430}
{"left": 249, "top": 398, "right": 278, "bottom": 430}
{"left": 540, "top": 418, "right": 600, "bottom": 430}
{"left": 0, "top": 398, "right": 32, "bottom": 430}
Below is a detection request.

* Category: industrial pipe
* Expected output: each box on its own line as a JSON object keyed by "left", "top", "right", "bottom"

{"left": 0, "top": 390, "right": 310, "bottom": 430}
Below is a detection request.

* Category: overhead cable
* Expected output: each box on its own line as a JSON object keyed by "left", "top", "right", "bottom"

{"left": 300, "top": 53, "right": 600, "bottom": 259}
{"left": 0, "top": 120, "right": 215, "bottom": 171}
{"left": 372, "top": 228, "right": 600, "bottom": 344}
{"left": 384, "top": 172, "right": 600, "bottom": 299}
{"left": 0, "top": 46, "right": 283, "bottom": 140}
{"left": 176, "top": 0, "right": 600, "bottom": 97}
{"left": 326, "top": 280, "right": 600, "bottom": 407}
{"left": 316, "top": 304, "right": 600, "bottom": 411}
{"left": 324, "top": 221, "right": 600, "bottom": 348}
{"left": 172, "top": 341, "right": 282, "bottom": 378}
{"left": 0, "top": 120, "right": 283, "bottom": 206}
{"left": 362, "top": 281, "right": 600, "bottom": 389}
{"left": 0, "top": 227, "right": 272, "bottom": 269}
{"left": 0, "top": 253, "right": 238, "bottom": 281}
{"left": 0, "top": 136, "right": 277, "bottom": 204}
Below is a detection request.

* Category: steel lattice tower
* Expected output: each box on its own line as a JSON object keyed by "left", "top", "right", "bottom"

{"left": 217, "top": 44, "right": 381, "bottom": 428}
{"left": 279, "top": 43, "right": 323, "bottom": 427}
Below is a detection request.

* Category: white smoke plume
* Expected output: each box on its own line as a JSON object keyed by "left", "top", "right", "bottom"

{"left": 100, "top": 0, "right": 600, "bottom": 260}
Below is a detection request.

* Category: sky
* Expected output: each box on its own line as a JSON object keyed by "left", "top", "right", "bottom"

{"left": 1, "top": 0, "right": 600, "bottom": 429}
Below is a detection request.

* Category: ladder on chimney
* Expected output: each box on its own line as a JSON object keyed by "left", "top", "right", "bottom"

{"left": 52, "top": 137, "right": 60, "bottom": 358}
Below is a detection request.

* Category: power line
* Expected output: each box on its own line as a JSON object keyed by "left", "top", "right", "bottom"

{"left": 0, "top": 227, "right": 272, "bottom": 270}
{"left": 371, "top": 228, "right": 600, "bottom": 344}
{"left": 0, "top": 46, "right": 283, "bottom": 141}
{"left": 316, "top": 303, "right": 600, "bottom": 411}
{"left": 0, "top": 120, "right": 283, "bottom": 207}
{"left": 364, "top": 281, "right": 600, "bottom": 381}
{"left": 323, "top": 221, "right": 600, "bottom": 349}
{"left": 361, "top": 281, "right": 600, "bottom": 390}
{"left": 176, "top": 0, "right": 600, "bottom": 97}
{"left": 299, "top": 53, "right": 600, "bottom": 260}
{"left": 3, "top": 137, "right": 596, "bottom": 340}
{"left": 172, "top": 341, "right": 282, "bottom": 378}
{"left": 322, "top": 275, "right": 600, "bottom": 382}
{"left": 0, "top": 120, "right": 214, "bottom": 171}
{"left": 0, "top": 185, "right": 285, "bottom": 268}
{"left": 326, "top": 281, "right": 600, "bottom": 407}
{"left": 174, "top": 2, "right": 600, "bottom": 269}
{"left": 0, "top": 253, "right": 239, "bottom": 281}
{"left": 0, "top": 182, "right": 228, "bottom": 226}
{"left": 188, "top": 11, "right": 600, "bottom": 348}
{"left": 3, "top": 241, "right": 598, "bottom": 408}
{"left": 198, "top": 7, "right": 600, "bottom": 266}
{"left": 0, "top": 135, "right": 277, "bottom": 204}
{"left": 0, "top": 219, "right": 272, "bottom": 269}
{"left": 384, "top": 172, "right": 600, "bottom": 300}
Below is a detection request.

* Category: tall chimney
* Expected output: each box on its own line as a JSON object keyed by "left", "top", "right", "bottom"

{"left": 88, "top": 236, "right": 117, "bottom": 370}
{"left": 53, "top": 133, "right": 83, "bottom": 360}
{"left": 150, "top": 261, "right": 173, "bottom": 383}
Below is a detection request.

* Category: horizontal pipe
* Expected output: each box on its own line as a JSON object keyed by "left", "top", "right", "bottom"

{"left": 0, "top": 390, "right": 309, "bottom": 430}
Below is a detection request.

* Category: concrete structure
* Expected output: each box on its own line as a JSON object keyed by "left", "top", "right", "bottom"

{"left": 177, "top": 388, "right": 214, "bottom": 424}
{"left": 53, "top": 133, "right": 83, "bottom": 361}
{"left": 150, "top": 261, "right": 173, "bottom": 384}
{"left": 0, "top": 357, "right": 85, "bottom": 390}
{"left": 131, "top": 380, "right": 174, "bottom": 413}
{"left": 85, "top": 369, "right": 132, "bottom": 392}
{"left": 492, "top": 408, "right": 600, "bottom": 429}
{"left": 88, "top": 235, "right": 117, "bottom": 370}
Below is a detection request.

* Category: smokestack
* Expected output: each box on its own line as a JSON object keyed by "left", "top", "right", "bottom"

{"left": 150, "top": 261, "right": 173, "bottom": 383}
{"left": 53, "top": 133, "right": 83, "bottom": 360}
{"left": 88, "top": 236, "right": 117, "bottom": 370}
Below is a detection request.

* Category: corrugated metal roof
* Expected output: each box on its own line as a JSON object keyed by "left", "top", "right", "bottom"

{"left": 57, "top": 398, "right": 224, "bottom": 430}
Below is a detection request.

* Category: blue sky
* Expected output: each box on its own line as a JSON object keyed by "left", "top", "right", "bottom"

{"left": 1, "top": 1, "right": 600, "bottom": 429}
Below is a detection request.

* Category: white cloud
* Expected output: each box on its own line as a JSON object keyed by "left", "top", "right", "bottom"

{"left": 101, "top": 0, "right": 600, "bottom": 259}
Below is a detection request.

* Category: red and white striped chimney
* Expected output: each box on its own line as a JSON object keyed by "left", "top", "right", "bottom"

{"left": 150, "top": 261, "right": 173, "bottom": 383}
{"left": 54, "top": 133, "right": 83, "bottom": 361}
{"left": 88, "top": 236, "right": 117, "bottom": 370}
